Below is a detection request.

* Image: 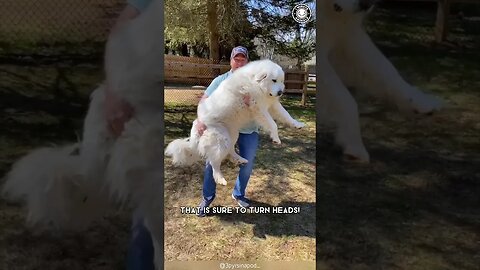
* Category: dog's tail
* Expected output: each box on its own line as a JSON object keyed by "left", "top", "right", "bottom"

{"left": 165, "top": 138, "right": 201, "bottom": 166}
{"left": 1, "top": 144, "right": 109, "bottom": 231}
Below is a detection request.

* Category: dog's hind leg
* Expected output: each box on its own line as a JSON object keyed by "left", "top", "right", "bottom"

{"left": 227, "top": 132, "right": 245, "bottom": 163}
{"left": 228, "top": 132, "right": 248, "bottom": 165}
{"left": 229, "top": 148, "right": 248, "bottom": 165}
{"left": 198, "top": 127, "right": 230, "bottom": 185}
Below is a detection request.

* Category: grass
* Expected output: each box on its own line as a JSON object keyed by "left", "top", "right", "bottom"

{"left": 0, "top": 0, "right": 121, "bottom": 57}
{"left": 317, "top": 4, "right": 480, "bottom": 270}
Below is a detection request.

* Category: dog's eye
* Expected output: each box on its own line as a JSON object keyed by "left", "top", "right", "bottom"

{"left": 272, "top": 79, "right": 277, "bottom": 83}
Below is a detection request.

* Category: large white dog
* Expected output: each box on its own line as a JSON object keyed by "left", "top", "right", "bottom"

{"left": 2, "top": 0, "right": 164, "bottom": 268}
{"left": 318, "top": 0, "right": 443, "bottom": 162}
{"left": 165, "top": 59, "right": 305, "bottom": 186}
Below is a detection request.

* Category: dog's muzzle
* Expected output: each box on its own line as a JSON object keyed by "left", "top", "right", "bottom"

{"left": 270, "top": 90, "right": 283, "bottom": 97}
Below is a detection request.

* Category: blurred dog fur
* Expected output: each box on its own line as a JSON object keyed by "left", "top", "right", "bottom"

{"left": 318, "top": 0, "right": 443, "bottom": 162}
{"left": 2, "top": 0, "right": 164, "bottom": 268}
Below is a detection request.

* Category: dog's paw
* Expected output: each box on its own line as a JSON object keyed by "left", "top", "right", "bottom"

{"left": 236, "top": 157, "right": 248, "bottom": 165}
{"left": 343, "top": 148, "right": 370, "bottom": 164}
{"left": 272, "top": 137, "right": 281, "bottom": 145}
{"left": 216, "top": 178, "right": 227, "bottom": 186}
{"left": 229, "top": 156, "right": 249, "bottom": 165}
{"left": 293, "top": 121, "right": 305, "bottom": 129}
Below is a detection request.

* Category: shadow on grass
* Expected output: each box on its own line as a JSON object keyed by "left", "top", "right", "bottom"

{"left": 0, "top": 214, "right": 130, "bottom": 270}
{"left": 207, "top": 200, "right": 315, "bottom": 239}
{"left": 317, "top": 130, "right": 480, "bottom": 270}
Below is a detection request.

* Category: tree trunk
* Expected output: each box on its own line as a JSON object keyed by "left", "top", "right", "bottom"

{"left": 181, "top": 43, "right": 189, "bottom": 56}
{"left": 207, "top": 0, "right": 220, "bottom": 62}
{"left": 435, "top": 0, "right": 451, "bottom": 43}
{"left": 295, "top": 23, "right": 303, "bottom": 69}
{"left": 296, "top": 59, "right": 302, "bottom": 69}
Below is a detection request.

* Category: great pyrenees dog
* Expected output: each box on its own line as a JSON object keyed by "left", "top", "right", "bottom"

{"left": 165, "top": 59, "right": 305, "bottom": 186}
{"left": 318, "top": 0, "right": 443, "bottom": 162}
{"left": 2, "top": 0, "right": 164, "bottom": 268}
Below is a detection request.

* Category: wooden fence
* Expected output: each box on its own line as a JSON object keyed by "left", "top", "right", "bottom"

{"left": 165, "top": 56, "right": 315, "bottom": 106}
{"left": 165, "top": 55, "right": 230, "bottom": 86}
{"left": 388, "top": 0, "right": 480, "bottom": 42}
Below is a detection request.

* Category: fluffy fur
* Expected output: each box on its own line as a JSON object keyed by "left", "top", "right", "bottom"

{"left": 165, "top": 59, "right": 305, "bottom": 186}
{"left": 2, "top": 0, "right": 164, "bottom": 268}
{"left": 2, "top": 144, "right": 110, "bottom": 231}
{"left": 318, "top": 0, "right": 443, "bottom": 162}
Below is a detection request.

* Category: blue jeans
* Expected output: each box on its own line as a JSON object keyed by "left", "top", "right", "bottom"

{"left": 126, "top": 212, "right": 154, "bottom": 270}
{"left": 203, "top": 132, "right": 259, "bottom": 199}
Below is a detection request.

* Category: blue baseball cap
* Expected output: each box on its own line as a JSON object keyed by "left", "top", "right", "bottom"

{"left": 230, "top": 46, "right": 249, "bottom": 59}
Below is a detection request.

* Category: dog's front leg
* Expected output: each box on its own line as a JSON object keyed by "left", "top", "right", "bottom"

{"left": 337, "top": 31, "right": 442, "bottom": 114}
{"left": 254, "top": 107, "right": 281, "bottom": 144}
{"left": 269, "top": 100, "right": 305, "bottom": 129}
{"left": 318, "top": 50, "right": 370, "bottom": 162}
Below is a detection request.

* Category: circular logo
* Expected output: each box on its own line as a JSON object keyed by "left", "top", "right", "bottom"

{"left": 292, "top": 4, "right": 311, "bottom": 23}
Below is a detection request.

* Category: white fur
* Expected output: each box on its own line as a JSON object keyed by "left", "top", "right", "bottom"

{"left": 165, "top": 59, "right": 305, "bottom": 186}
{"left": 1, "top": 144, "right": 110, "bottom": 231}
{"left": 318, "top": 0, "right": 443, "bottom": 162}
{"left": 2, "top": 0, "right": 164, "bottom": 268}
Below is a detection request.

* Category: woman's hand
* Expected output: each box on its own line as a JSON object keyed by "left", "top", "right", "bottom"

{"left": 105, "top": 87, "right": 134, "bottom": 137}
{"left": 196, "top": 119, "right": 207, "bottom": 136}
{"left": 243, "top": 94, "right": 251, "bottom": 106}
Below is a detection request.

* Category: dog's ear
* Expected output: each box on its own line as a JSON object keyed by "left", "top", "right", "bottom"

{"left": 254, "top": 72, "right": 268, "bottom": 82}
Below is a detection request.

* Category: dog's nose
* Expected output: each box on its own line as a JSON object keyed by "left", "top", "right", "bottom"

{"left": 359, "top": 0, "right": 377, "bottom": 11}
{"left": 277, "top": 90, "right": 283, "bottom": 96}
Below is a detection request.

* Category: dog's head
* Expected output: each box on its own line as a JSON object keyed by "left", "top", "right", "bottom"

{"left": 320, "top": 0, "right": 378, "bottom": 19}
{"left": 250, "top": 60, "right": 285, "bottom": 98}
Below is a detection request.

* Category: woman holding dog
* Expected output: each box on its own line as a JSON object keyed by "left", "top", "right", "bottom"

{"left": 195, "top": 46, "right": 260, "bottom": 217}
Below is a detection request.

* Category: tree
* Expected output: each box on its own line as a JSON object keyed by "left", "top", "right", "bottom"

{"left": 165, "top": 0, "right": 257, "bottom": 61}
{"left": 246, "top": 0, "right": 316, "bottom": 67}
{"left": 207, "top": 0, "right": 220, "bottom": 61}
{"left": 165, "top": 0, "right": 209, "bottom": 56}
